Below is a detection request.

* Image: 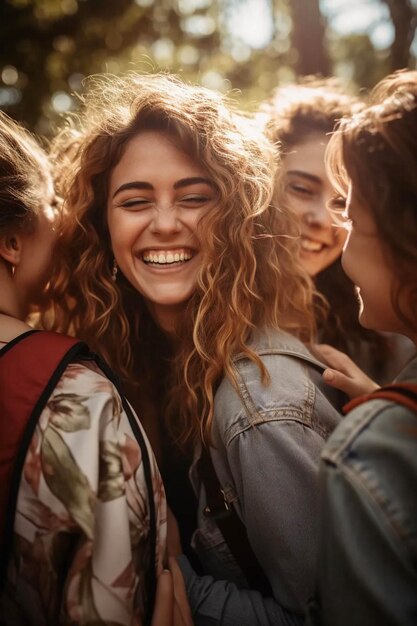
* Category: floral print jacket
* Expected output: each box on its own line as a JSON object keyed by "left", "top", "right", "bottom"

{"left": 0, "top": 356, "right": 166, "bottom": 626}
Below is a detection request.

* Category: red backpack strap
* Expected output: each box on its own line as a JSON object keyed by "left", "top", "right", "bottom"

{"left": 0, "top": 330, "right": 88, "bottom": 588}
{"left": 0, "top": 330, "right": 158, "bottom": 620}
{"left": 344, "top": 383, "right": 417, "bottom": 414}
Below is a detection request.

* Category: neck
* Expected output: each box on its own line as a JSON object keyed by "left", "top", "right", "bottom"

{"left": 147, "top": 302, "right": 186, "bottom": 338}
{"left": 0, "top": 261, "right": 26, "bottom": 322}
{"left": 0, "top": 312, "right": 32, "bottom": 342}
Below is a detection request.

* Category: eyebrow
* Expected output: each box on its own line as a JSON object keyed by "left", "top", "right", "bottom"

{"left": 286, "top": 170, "right": 322, "bottom": 185}
{"left": 112, "top": 177, "right": 213, "bottom": 199}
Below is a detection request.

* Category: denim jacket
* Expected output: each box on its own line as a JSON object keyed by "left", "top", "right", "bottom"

{"left": 309, "top": 354, "right": 417, "bottom": 626}
{"left": 178, "top": 328, "right": 344, "bottom": 626}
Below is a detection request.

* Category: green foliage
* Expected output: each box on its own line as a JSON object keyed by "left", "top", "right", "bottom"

{"left": 0, "top": 0, "right": 415, "bottom": 132}
{"left": 329, "top": 32, "right": 392, "bottom": 89}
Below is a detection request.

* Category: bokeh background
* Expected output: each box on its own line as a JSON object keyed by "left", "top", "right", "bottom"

{"left": 1, "top": 0, "right": 417, "bottom": 133}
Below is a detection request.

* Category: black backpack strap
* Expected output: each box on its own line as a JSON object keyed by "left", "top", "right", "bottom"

{"left": 198, "top": 445, "right": 273, "bottom": 596}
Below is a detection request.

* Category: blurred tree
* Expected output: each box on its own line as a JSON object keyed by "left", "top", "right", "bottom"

{"left": 380, "top": 0, "right": 417, "bottom": 70}
{"left": 288, "top": 0, "right": 331, "bottom": 75}
{"left": 0, "top": 0, "right": 218, "bottom": 132}
{"left": 329, "top": 32, "right": 391, "bottom": 89}
{"left": 1, "top": 0, "right": 416, "bottom": 132}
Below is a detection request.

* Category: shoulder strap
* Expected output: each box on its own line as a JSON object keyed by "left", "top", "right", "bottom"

{"left": 0, "top": 330, "right": 89, "bottom": 588}
{"left": 344, "top": 383, "right": 417, "bottom": 414}
{"left": 198, "top": 445, "right": 272, "bottom": 596}
{"left": 0, "top": 331, "right": 157, "bottom": 622}
{"left": 92, "top": 355, "right": 157, "bottom": 622}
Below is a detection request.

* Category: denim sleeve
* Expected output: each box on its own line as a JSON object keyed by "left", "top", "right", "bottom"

{"left": 178, "top": 419, "right": 327, "bottom": 625}
{"left": 223, "top": 420, "right": 325, "bottom": 610}
{"left": 315, "top": 435, "right": 417, "bottom": 626}
{"left": 177, "top": 554, "right": 304, "bottom": 626}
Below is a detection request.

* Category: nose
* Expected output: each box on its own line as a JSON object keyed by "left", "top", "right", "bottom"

{"left": 302, "top": 199, "right": 333, "bottom": 229}
{"left": 149, "top": 204, "right": 181, "bottom": 235}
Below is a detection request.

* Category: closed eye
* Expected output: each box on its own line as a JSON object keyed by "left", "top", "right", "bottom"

{"left": 287, "top": 182, "right": 315, "bottom": 197}
{"left": 177, "top": 194, "right": 213, "bottom": 207}
{"left": 119, "top": 198, "right": 153, "bottom": 210}
{"left": 117, "top": 193, "right": 214, "bottom": 211}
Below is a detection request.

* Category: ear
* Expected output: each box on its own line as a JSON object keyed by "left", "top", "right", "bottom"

{"left": 0, "top": 232, "right": 22, "bottom": 266}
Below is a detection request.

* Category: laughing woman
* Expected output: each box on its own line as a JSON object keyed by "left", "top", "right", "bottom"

{"left": 45, "top": 73, "right": 343, "bottom": 625}
{"left": 0, "top": 111, "right": 167, "bottom": 625}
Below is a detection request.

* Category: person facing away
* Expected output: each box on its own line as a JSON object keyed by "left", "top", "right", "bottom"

{"left": 307, "top": 70, "right": 417, "bottom": 626}
{"left": 0, "top": 110, "right": 168, "bottom": 625}
{"left": 44, "top": 72, "right": 343, "bottom": 625}
{"left": 263, "top": 77, "right": 414, "bottom": 384}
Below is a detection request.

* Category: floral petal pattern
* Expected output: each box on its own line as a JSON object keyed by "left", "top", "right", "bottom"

{"left": 1, "top": 360, "right": 167, "bottom": 625}
{"left": 42, "top": 425, "right": 96, "bottom": 539}
{"left": 98, "top": 440, "right": 125, "bottom": 501}
{"left": 48, "top": 393, "right": 91, "bottom": 431}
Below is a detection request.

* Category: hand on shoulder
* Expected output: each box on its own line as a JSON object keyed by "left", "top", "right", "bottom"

{"left": 311, "top": 344, "right": 379, "bottom": 399}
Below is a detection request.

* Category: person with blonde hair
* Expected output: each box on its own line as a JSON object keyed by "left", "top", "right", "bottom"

{"left": 46, "top": 72, "right": 343, "bottom": 625}
{"left": 0, "top": 110, "right": 169, "bottom": 625}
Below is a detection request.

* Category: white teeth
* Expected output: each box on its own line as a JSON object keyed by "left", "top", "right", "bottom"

{"left": 142, "top": 250, "right": 193, "bottom": 265}
{"left": 301, "top": 237, "right": 324, "bottom": 252}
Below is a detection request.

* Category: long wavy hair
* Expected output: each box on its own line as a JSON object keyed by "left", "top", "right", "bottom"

{"left": 45, "top": 72, "right": 315, "bottom": 447}
{"left": 0, "top": 110, "right": 51, "bottom": 234}
{"left": 327, "top": 70, "right": 417, "bottom": 336}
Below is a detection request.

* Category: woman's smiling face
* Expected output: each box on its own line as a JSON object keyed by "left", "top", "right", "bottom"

{"left": 107, "top": 130, "right": 215, "bottom": 331}
{"left": 281, "top": 132, "right": 347, "bottom": 277}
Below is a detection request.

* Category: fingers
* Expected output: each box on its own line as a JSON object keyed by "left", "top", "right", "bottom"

{"left": 312, "top": 343, "right": 379, "bottom": 398}
{"left": 314, "top": 344, "right": 359, "bottom": 375}
{"left": 322, "top": 366, "right": 379, "bottom": 399}
{"left": 151, "top": 570, "right": 174, "bottom": 626}
{"left": 169, "top": 557, "right": 194, "bottom": 626}
{"left": 322, "top": 368, "right": 360, "bottom": 398}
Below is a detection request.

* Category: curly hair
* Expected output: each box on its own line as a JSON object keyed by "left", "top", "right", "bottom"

{"left": 263, "top": 76, "right": 363, "bottom": 152}
{"left": 45, "top": 72, "right": 315, "bottom": 447}
{"left": 327, "top": 70, "right": 417, "bottom": 335}
{"left": 0, "top": 110, "right": 50, "bottom": 234}
{"left": 49, "top": 123, "right": 86, "bottom": 203}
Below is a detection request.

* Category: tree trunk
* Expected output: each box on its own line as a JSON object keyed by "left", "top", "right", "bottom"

{"left": 381, "top": 0, "right": 417, "bottom": 71}
{"left": 289, "top": 0, "right": 331, "bottom": 76}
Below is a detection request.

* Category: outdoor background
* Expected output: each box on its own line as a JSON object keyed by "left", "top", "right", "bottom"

{"left": 1, "top": 0, "right": 417, "bottom": 134}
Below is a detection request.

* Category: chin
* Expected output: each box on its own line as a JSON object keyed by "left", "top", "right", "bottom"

{"left": 358, "top": 310, "right": 375, "bottom": 330}
{"left": 146, "top": 290, "right": 195, "bottom": 312}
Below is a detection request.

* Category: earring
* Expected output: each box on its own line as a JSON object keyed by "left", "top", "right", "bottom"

{"left": 111, "top": 259, "right": 118, "bottom": 282}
